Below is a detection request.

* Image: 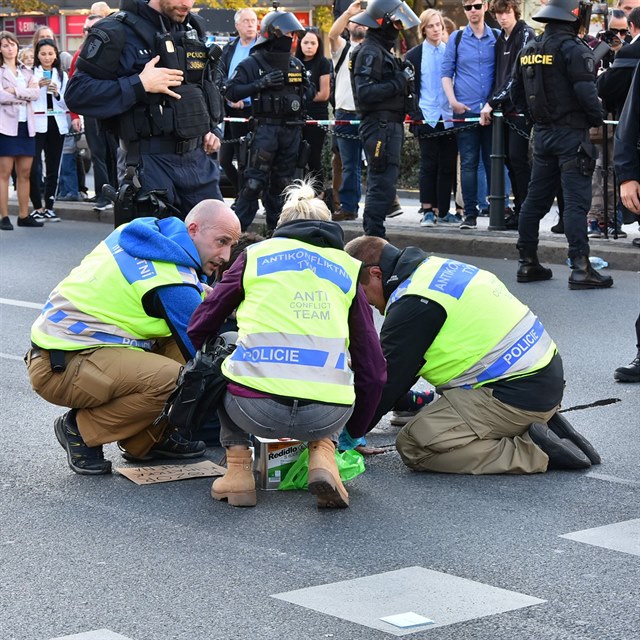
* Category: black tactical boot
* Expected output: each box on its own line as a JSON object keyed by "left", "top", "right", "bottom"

{"left": 547, "top": 412, "right": 601, "bottom": 465}
{"left": 517, "top": 247, "right": 553, "bottom": 283}
{"left": 614, "top": 351, "right": 640, "bottom": 383}
{"left": 528, "top": 422, "right": 591, "bottom": 470}
{"left": 568, "top": 255, "right": 613, "bottom": 290}
{"left": 120, "top": 430, "right": 206, "bottom": 462}
{"left": 54, "top": 410, "right": 112, "bottom": 475}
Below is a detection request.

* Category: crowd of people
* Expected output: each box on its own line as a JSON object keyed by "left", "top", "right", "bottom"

{"left": 3, "top": 0, "right": 638, "bottom": 508}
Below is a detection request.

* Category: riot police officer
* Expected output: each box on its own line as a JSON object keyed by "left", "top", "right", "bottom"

{"left": 511, "top": 0, "right": 613, "bottom": 289}
{"left": 225, "top": 10, "right": 310, "bottom": 232}
{"left": 65, "top": 0, "right": 224, "bottom": 222}
{"left": 349, "top": 0, "right": 419, "bottom": 238}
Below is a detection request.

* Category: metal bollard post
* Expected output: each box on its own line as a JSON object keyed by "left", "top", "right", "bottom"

{"left": 488, "top": 110, "right": 506, "bottom": 230}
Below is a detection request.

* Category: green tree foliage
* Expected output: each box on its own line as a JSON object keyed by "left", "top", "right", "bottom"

{"left": 0, "top": 0, "right": 55, "bottom": 12}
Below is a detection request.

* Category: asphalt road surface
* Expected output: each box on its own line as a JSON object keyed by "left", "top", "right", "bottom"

{"left": 1, "top": 220, "right": 638, "bottom": 640}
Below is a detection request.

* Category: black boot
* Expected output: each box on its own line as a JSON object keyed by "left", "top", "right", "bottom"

{"left": 528, "top": 422, "right": 591, "bottom": 470}
{"left": 547, "top": 412, "right": 601, "bottom": 465}
{"left": 568, "top": 255, "right": 613, "bottom": 290}
{"left": 614, "top": 351, "right": 640, "bottom": 382}
{"left": 517, "top": 247, "right": 553, "bottom": 283}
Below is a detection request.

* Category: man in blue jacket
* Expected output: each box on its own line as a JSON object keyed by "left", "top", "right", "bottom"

{"left": 25, "top": 200, "right": 241, "bottom": 476}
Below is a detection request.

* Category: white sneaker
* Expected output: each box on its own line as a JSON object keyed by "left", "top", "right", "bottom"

{"left": 41, "top": 209, "right": 60, "bottom": 222}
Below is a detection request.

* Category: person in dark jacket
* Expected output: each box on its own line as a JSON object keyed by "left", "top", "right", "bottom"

{"left": 217, "top": 8, "right": 258, "bottom": 197}
{"left": 65, "top": 0, "right": 224, "bottom": 219}
{"left": 344, "top": 235, "right": 601, "bottom": 474}
{"left": 511, "top": 0, "right": 613, "bottom": 289}
{"left": 480, "top": 0, "right": 535, "bottom": 229}
{"left": 188, "top": 180, "right": 386, "bottom": 509}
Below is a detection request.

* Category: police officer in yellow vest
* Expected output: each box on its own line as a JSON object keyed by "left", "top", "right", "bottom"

{"left": 188, "top": 180, "right": 386, "bottom": 509}
{"left": 26, "top": 201, "right": 241, "bottom": 476}
{"left": 344, "top": 237, "right": 601, "bottom": 474}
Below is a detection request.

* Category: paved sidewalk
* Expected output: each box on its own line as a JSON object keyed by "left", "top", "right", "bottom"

{"left": 8, "top": 189, "right": 640, "bottom": 271}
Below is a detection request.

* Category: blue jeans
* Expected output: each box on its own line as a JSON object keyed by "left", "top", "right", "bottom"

{"left": 57, "top": 152, "right": 79, "bottom": 198}
{"left": 219, "top": 392, "right": 353, "bottom": 447}
{"left": 455, "top": 114, "right": 493, "bottom": 218}
{"left": 334, "top": 109, "right": 362, "bottom": 215}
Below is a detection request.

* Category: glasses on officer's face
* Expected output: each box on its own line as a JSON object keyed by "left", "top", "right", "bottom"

{"left": 463, "top": 3, "right": 484, "bottom": 10}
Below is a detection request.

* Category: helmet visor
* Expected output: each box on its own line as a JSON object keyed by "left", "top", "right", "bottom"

{"left": 389, "top": 2, "right": 420, "bottom": 29}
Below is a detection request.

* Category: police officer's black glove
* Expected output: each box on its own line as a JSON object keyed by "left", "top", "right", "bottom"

{"left": 402, "top": 61, "right": 415, "bottom": 84}
{"left": 254, "top": 70, "right": 285, "bottom": 91}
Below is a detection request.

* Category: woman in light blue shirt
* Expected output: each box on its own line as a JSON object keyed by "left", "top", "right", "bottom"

{"left": 406, "top": 10, "right": 458, "bottom": 228}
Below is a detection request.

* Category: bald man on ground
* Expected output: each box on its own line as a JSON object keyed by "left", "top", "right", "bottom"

{"left": 26, "top": 201, "right": 241, "bottom": 476}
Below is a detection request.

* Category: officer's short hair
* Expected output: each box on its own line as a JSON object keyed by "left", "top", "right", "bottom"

{"left": 277, "top": 179, "right": 331, "bottom": 226}
{"left": 344, "top": 236, "right": 388, "bottom": 284}
{"left": 489, "top": 0, "right": 521, "bottom": 21}
{"left": 628, "top": 6, "right": 640, "bottom": 28}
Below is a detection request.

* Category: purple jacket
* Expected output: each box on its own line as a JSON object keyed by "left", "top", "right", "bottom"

{"left": 188, "top": 220, "right": 387, "bottom": 438}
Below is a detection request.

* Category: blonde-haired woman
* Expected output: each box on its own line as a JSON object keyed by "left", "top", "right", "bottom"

{"left": 0, "top": 31, "right": 41, "bottom": 230}
{"left": 188, "top": 178, "right": 385, "bottom": 510}
{"left": 406, "top": 10, "right": 458, "bottom": 227}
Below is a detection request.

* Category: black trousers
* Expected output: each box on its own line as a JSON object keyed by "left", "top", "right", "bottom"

{"left": 518, "top": 126, "right": 591, "bottom": 259}
{"left": 417, "top": 122, "right": 457, "bottom": 216}
{"left": 360, "top": 118, "right": 403, "bottom": 238}
{"left": 302, "top": 123, "right": 327, "bottom": 190}
{"left": 30, "top": 118, "right": 64, "bottom": 211}
{"left": 505, "top": 115, "right": 532, "bottom": 215}
{"left": 219, "top": 105, "right": 252, "bottom": 196}
{"left": 234, "top": 122, "right": 301, "bottom": 231}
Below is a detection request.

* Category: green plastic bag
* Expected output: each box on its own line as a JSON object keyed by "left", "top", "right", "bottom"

{"left": 278, "top": 448, "right": 365, "bottom": 491}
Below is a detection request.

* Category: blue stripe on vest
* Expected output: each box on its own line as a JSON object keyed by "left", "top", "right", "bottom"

{"left": 427, "top": 260, "right": 479, "bottom": 299}
{"left": 91, "top": 331, "right": 153, "bottom": 350}
{"left": 105, "top": 234, "right": 157, "bottom": 285}
{"left": 231, "top": 345, "right": 329, "bottom": 367}
{"left": 476, "top": 318, "right": 545, "bottom": 383}
{"left": 49, "top": 310, "right": 68, "bottom": 323}
{"left": 256, "top": 249, "right": 353, "bottom": 294}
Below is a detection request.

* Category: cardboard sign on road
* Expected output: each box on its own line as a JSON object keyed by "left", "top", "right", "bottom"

{"left": 116, "top": 460, "right": 226, "bottom": 485}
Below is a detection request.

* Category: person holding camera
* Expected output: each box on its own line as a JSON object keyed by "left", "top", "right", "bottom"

{"left": 511, "top": 0, "right": 613, "bottom": 289}
{"left": 349, "top": 0, "right": 420, "bottom": 238}
{"left": 65, "top": 0, "right": 224, "bottom": 220}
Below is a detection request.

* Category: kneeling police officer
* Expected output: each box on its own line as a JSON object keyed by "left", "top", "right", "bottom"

{"left": 225, "top": 9, "right": 311, "bottom": 232}
{"left": 65, "top": 0, "right": 225, "bottom": 222}
{"left": 511, "top": 0, "right": 613, "bottom": 289}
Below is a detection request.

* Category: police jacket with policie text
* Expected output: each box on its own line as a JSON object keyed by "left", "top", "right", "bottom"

{"left": 511, "top": 22, "right": 603, "bottom": 129}
{"left": 186, "top": 219, "right": 387, "bottom": 438}
{"left": 65, "top": 0, "right": 223, "bottom": 143}
{"left": 224, "top": 49, "right": 309, "bottom": 120}
{"left": 364, "top": 245, "right": 565, "bottom": 433}
{"left": 350, "top": 30, "right": 409, "bottom": 119}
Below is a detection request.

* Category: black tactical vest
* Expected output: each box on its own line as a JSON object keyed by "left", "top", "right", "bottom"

{"left": 349, "top": 41, "right": 406, "bottom": 117}
{"left": 251, "top": 50, "right": 307, "bottom": 120}
{"left": 519, "top": 33, "right": 592, "bottom": 129}
{"left": 77, "top": 1, "right": 222, "bottom": 142}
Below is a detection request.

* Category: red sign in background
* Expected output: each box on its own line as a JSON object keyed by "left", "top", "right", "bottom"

{"left": 65, "top": 14, "right": 87, "bottom": 36}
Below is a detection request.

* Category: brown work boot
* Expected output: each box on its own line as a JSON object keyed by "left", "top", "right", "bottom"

{"left": 307, "top": 439, "right": 349, "bottom": 508}
{"left": 211, "top": 447, "right": 256, "bottom": 507}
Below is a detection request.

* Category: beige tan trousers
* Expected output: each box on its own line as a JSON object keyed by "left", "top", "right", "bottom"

{"left": 26, "top": 340, "right": 184, "bottom": 447}
{"left": 395, "top": 387, "right": 559, "bottom": 475}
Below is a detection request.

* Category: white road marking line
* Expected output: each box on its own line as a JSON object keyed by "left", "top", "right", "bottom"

{"left": 586, "top": 472, "right": 640, "bottom": 487}
{"left": 50, "top": 629, "right": 134, "bottom": 640}
{"left": 560, "top": 518, "right": 640, "bottom": 557}
{"left": 0, "top": 297, "right": 41, "bottom": 309}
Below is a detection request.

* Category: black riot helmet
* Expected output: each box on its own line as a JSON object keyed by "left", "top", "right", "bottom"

{"left": 256, "top": 10, "right": 305, "bottom": 45}
{"left": 533, "top": 0, "right": 593, "bottom": 27}
{"left": 350, "top": 0, "right": 420, "bottom": 30}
